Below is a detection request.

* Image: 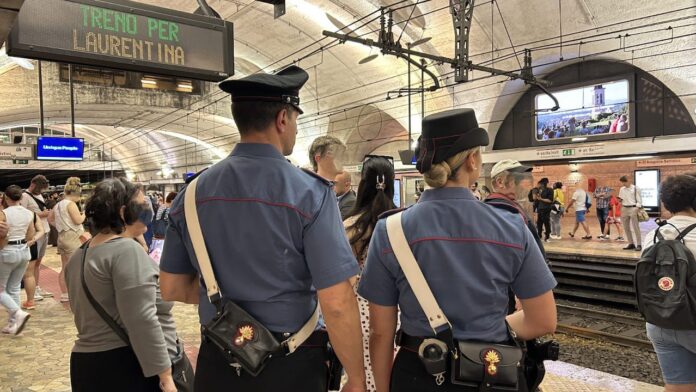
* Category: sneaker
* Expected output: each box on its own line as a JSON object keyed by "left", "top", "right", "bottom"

{"left": 544, "top": 238, "right": 550, "bottom": 243}
{"left": 21, "top": 301, "right": 35, "bottom": 310}
{"left": 582, "top": 235, "right": 592, "bottom": 240}
{"left": 623, "top": 244, "right": 636, "bottom": 250}
{"left": 615, "top": 236, "right": 625, "bottom": 241}
{"left": 33, "top": 292, "right": 44, "bottom": 301}
{"left": 568, "top": 232, "right": 575, "bottom": 238}
{"left": 8, "top": 310, "right": 30, "bottom": 335}
{"left": 37, "top": 286, "right": 53, "bottom": 298}
{"left": 1, "top": 322, "right": 12, "bottom": 334}
{"left": 635, "top": 246, "right": 642, "bottom": 252}
{"left": 60, "top": 294, "right": 70, "bottom": 303}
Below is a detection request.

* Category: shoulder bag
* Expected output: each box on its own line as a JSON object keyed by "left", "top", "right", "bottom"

{"left": 634, "top": 187, "right": 649, "bottom": 222}
{"left": 184, "top": 177, "right": 320, "bottom": 376}
{"left": 79, "top": 239, "right": 194, "bottom": 391}
{"left": 386, "top": 212, "right": 526, "bottom": 391}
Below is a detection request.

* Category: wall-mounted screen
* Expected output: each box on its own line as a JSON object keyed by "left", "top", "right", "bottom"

{"left": 535, "top": 78, "right": 632, "bottom": 143}
{"left": 635, "top": 169, "right": 660, "bottom": 213}
{"left": 36, "top": 137, "right": 84, "bottom": 161}
{"left": 393, "top": 179, "right": 401, "bottom": 208}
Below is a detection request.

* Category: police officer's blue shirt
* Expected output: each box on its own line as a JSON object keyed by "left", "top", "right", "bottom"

{"left": 160, "top": 143, "right": 360, "bottom": 332}
{"left": 358, "top": 187, "right": 556, "bottom": 342}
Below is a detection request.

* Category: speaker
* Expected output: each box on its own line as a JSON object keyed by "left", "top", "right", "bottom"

{"left": 12, "top": 135, "right": 23, "bottom": 144}
{"left": 399, "top": 150, "right": 416, "bottom": 165}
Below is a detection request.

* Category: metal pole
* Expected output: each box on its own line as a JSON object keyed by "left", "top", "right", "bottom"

{"left": 407, "top": 43, "right": 411, "bottom": 148}
{"left": 38, "top": 61, "right": 45, "bottom": 136}
{"left": 69, "top": 64, "right": 75, "bottom": 137}
{"left": 421, "top": 59, "right": 425, "bottom": 118}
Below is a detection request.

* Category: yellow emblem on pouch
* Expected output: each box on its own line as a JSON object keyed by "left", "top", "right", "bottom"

{"left": 483, "top": 349, "right": 501, "bottom": 376}
{"left": 233, "top": 324, "right": 255, "bottom": 346}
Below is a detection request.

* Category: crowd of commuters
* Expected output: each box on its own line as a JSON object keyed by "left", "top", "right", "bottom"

{"left": 0, "top": 63, "right": 689, "bottom": 392}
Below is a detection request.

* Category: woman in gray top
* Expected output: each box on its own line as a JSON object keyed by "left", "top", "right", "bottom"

{"left": 65, "top": 178, "right": 184, "bottom": 392}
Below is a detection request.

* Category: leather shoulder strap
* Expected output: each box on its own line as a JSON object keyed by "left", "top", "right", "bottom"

{"left": 386, "top": 212, "right": 450, "bottom": 333}
{"left": 184, "top": 177, "right": 221, "bottom": 301}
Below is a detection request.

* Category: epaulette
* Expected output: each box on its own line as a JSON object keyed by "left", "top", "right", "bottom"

{"left": 378, "top": 207, "right": 408, "bottom": 220}
{"left": 300, "top": 168, "right": 333, "bottom": 186}
{"left": 185, "top": 168, "right": 208, "bottom": 184}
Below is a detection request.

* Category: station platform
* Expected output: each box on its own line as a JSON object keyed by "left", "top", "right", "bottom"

{"left": 0, "top": 249, "right": 663, "bottom": 392}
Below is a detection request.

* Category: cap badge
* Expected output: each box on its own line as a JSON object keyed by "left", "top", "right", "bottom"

{"left": 482, "top": 349, "right": 501, "bottom": 376}
{"left": 233, "top": 324, "right": 256, "bottom": 347}
{"left": 658, "top": 277, "right": 675, "bottom": 291}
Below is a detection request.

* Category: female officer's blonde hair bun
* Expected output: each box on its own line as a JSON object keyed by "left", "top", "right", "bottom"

{"left": 64, "top": 177, "right": 82, "bottom": 195}
{"left": 423, "top": 147, "right": 479, "bottom": 188}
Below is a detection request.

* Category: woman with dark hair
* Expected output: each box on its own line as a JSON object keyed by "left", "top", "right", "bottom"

{"left": 343, "top": 156, "right": 396, "bottom": 392}
{"left": 64, "top": 178, "right": 183, "bottom": 392}
{"left": 642, "top": 174, "right": 696, "bottom": 391}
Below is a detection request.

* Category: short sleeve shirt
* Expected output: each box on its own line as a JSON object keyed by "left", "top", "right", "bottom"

{"left": 160, "top": 143, "right": 359, "bottom": 332}
{"left": 357, "top": 187, "right": 556, "bottom": 342}
{"left": 20, "top": 192, "right": 49, "bottom": 233}
{"left": 572, "top": 189, "right": 587, "bottom": 211}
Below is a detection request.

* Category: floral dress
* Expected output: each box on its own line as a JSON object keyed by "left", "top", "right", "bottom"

{"left": 343, "top": 215, "right": 376, "bottom": 392}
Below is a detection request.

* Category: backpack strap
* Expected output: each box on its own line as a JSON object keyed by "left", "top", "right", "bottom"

{"left": 675, "top": 223, "right": 696, "bottom": 242}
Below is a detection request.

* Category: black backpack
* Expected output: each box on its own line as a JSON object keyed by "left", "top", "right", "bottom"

{"left": 634, "top": 222, "right": 696, "bottom": 329}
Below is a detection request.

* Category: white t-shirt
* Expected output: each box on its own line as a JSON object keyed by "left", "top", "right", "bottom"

{"left": 20, "top": 191, "right": 50, "bottom": 233}
{"left": 643, "top": 216, "right": 696, "bottom": 255}
{"left": 2, "top": 205, "right": 34, "bottom": 242}
{"left": 572, "top": 189, "right": 588, "bottom": 211}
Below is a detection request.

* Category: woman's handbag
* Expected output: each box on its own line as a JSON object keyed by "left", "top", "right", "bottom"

{"left": 385, "top": 212, "right": 527, "bottom": 390}
{"left": 184, "top": 177, "right": 320, "bottom": 377}
{"left": 79, "top": 240, "right": 195, "bottom": 391}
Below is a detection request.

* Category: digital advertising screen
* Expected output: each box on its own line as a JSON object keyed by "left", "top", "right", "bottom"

{"left": 534, "top": 78, "right": 633, "bottom": 144}
{"left": 36, "top": 137, "right": 85, "bottom": 161}
{"left": 635, "top": 169, "right": 660, "bottom": 213}
{"left": 393, "top": 179, "right": 402, "bottom": 208}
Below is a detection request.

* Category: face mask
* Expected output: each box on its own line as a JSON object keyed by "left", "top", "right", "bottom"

{"left": 126, "top": 201, "right": 154, "bottom": 226}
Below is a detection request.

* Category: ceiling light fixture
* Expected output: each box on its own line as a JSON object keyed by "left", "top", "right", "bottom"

{"left": 177, "top": 83, "right": 192, "bottom": 89}
{"left": 141, "top": 79, "right": 157, "bottom": 85}
{"left": 571, "top": 137, "right": 587, "bottom": 142}
{"left": 358, "top": 54, "right": 378, "bottom": 64}
{"left": 325, "top": 13, "right": 347, "bottom": 31}
{"left": 410, "top": 36, "right": 432, "bottom": 47}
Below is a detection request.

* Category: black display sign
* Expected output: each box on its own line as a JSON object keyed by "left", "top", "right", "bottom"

{"left": 7, "top": 0, "right": 234, "bottom": 81}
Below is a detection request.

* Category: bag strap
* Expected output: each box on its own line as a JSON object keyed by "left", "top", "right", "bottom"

{"left": 675, "top": 223, "right": 696, "bottom": 242}
{"left": 386, "top": 212, "right": 450, "bottom": 333}
{"left": 79, "top": 239, "right": 131, "bottom": 346}
{"left": 24, "top": 191, "right": 46, "bottom": 211}
{"left": 183, "top": 176, "right": 318, "bottom": 354}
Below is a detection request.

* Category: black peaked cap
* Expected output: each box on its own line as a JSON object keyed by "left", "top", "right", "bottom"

{"left": 415, "top": 108, "right": 489, "bottom": 173}
{"left": 218, "top": 65, "right": 309, "bottom": 114}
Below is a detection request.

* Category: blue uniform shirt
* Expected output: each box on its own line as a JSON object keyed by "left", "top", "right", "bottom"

{"left": 358, "top": 187, "right": 556, "bottom": 342}
{"left": 160, "top": 143, "right": 360, "bottom": 332}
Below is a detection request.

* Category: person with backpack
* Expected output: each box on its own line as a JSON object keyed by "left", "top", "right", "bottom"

{"left": 636, "top": 174, "right": 696, "bottom": 391}
{"left": 565, "top": 182, "right": 592, "bottom": 240}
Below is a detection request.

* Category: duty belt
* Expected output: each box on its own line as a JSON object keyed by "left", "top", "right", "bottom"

{"left": 395, "top": 330, "right": 436, "bottom": 353}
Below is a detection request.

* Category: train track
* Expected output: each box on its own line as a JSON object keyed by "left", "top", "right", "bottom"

{"left": 556, "top": 304, "right": 653, "bottom": 350}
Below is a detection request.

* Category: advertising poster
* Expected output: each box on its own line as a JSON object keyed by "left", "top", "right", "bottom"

{"left": 635, "top": 169, "right": 660, "bottom": 210}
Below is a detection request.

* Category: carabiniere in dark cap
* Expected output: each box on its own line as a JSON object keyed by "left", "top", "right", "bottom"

{"left": 415, "top": 108, "right": 490, "bottom": 174}
{"left": 218, "top": 65, "right": 309, "bottom": 114}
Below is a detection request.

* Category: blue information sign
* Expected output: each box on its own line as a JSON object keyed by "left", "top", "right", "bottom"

{"left": 36, "top": 137, "right": 85, "bottom": 161}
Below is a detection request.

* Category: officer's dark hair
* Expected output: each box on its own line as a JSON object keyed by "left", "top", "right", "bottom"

{"left": 85, "top": 177, "right": 140, "bottom": 234}
{"left": 660, "top": 174, "right": 696, "bottom": 213}
{"left": 3, "top": 185, "right": 23, "bottom": 201}
{"left": 231, "top": 102, "right": 296, "bottom": 133}
{"left": 345, "top": 157, "right": 396, "bottom": 258}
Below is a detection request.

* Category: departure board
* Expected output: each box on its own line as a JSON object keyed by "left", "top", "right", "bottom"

{"left": 7, "top": 0, "right": 234, "bottom": 81}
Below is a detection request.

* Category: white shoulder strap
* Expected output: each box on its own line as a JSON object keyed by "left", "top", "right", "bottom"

{"left": 183, "top": 176, "right": 318, "bottom": 354}
{"left": 184, "top": 177, "right": 221, "bottom": 299}
{"left": 386, "top": 212, "right": 450, "bottom": 333}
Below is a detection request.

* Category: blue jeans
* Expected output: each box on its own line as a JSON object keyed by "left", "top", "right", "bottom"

{"left": 596, "top": 207, "right": 609, "bottom": 234}
{"left": 647, "top": 323, "right": 696, "bottom": 384}
{"left": 0, "top": 245, "right": 31, "bottom": 313}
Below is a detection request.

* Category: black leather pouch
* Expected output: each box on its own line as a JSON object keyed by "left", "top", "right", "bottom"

{"left": 202, "top": 301, "right": 281, "bottom": 377}
{"left": 450, "top": 340, "right": 524, "bottom": 391}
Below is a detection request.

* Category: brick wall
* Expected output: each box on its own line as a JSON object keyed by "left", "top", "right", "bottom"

{"left": 531, "top": 161, "right": 696, "bottom": 218}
